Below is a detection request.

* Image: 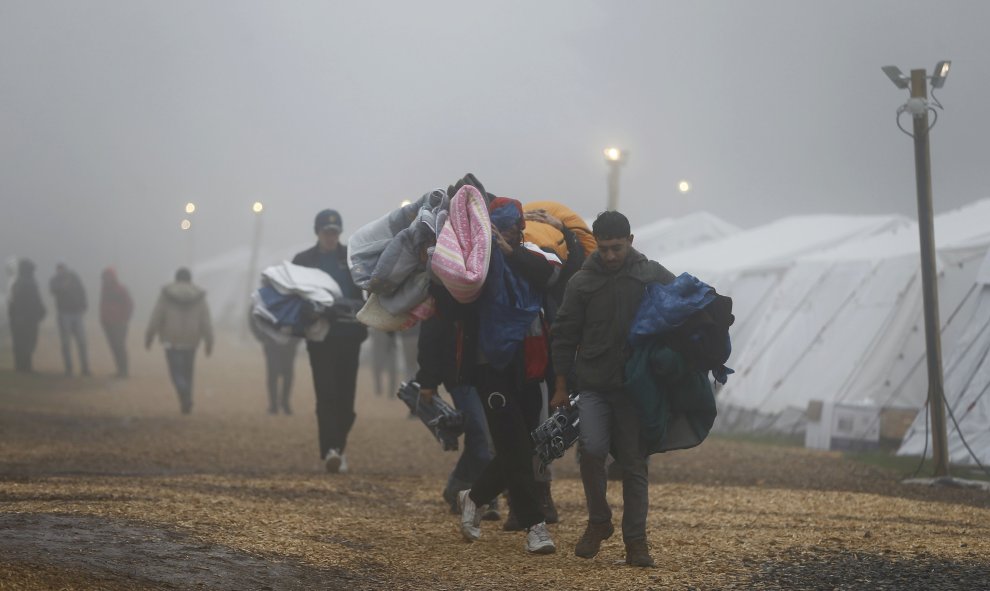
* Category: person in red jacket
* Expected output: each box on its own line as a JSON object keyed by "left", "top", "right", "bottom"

{"left": 99, "top": 268, "right": 134, "bottom": 378}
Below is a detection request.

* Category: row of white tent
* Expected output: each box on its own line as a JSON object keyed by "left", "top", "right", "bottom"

{"left": 634, "top": 199, "right": 990, "bottom": 467}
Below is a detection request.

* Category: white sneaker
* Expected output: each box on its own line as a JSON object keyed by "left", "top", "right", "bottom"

{"left": 525, "top": 522, "right": 556, "bottom": 554}
{"left": 324, "top": 448, "right": 346, "bottom": 474}
{"left": 457, "top": 489, "right": 482, "bottom": 542}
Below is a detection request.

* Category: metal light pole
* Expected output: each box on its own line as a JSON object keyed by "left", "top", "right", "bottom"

{"left": 242, "top": 201, "right": 264, "bottom": 339}
{"left": 182, "top": 202, "right": 197, "bottom": 268}
{"left": 604, "top": 147, "right": 626, "bottom": 211}
{"left": 883, "top": 62, "right": 951, "bottom": 478}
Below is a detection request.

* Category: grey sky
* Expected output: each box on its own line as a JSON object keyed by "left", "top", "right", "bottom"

{"left": 3, "top": 0, "right": 989, "bottom": 308}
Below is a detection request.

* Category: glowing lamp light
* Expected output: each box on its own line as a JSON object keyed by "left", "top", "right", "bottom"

{"left": 252, "top": 201, "right": 264, "bottom": 213}
{"left": 678, "top": 180, "right": 692, "bottom": 193}
{"left": 180, "top": 219, "right": 192, "bottom": 230}
{"left": 185, "top": 202, "right": 196, "bottom": 214}
{"left": 400, "top": 199, "right": 412, "bottom": 207}
{"left": 604, "top": 147, "right": 622, "bottom": 162}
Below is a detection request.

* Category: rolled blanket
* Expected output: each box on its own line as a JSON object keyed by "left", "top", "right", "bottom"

{"left": 349, "top": 189, "right": 448, "bottom": 290}
{"left": 430, "top": 185, "right": 492, "bottom": 303}
{"left": 356, "top": 292, "right": 417, "bottom": 332}
{"left": 524, "top": 200, "right": 596, "bottom": 256}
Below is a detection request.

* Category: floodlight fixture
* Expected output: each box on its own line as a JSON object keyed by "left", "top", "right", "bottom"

{"left": 882, "top": 65, "right": 909, "bottom": 89}
{"left": 185, "top": 202, "right": 196, "bottom": 214}
{"left": 604, "top": 147, "right": 623, "bottom": 162}
{"left": 252, "top": 201, "right": 264, "bottom": 213}
{"left": 931, "top": 60, "right": 951, "bottom": 88}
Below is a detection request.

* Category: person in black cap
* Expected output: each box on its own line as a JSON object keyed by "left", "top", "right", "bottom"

{"left": 292, "top": 209, "right": 368, "bottom": 473}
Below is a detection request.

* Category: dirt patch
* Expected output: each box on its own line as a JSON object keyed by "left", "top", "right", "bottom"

{"left": 0, "top": 513, "right": 386, "bottom": 590}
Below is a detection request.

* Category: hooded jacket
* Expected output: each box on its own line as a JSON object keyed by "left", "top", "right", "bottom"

{"left": 145, "top": 281, "right": 214, "bottom": 350}
{"left": 551, "top": 247, "right": 675, "bottom": 393}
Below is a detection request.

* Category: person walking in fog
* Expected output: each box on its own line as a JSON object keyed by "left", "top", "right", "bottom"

{"left": 550, "top": 211, "right": 676, "bottom": 568}
{"left": 50, "top": 263, "right": 91, "bottom": 376}
{"left": 249, "top": 313, "right": 300, "bottom": 415}
{"left": 369, "top": 328, "right": 398, "bottom": 397}
{"left": 7, "top": 258, "right": 46, "bottom": 373}
{"left": 293, "top": 209, "right": 367, "bottom": 474}
{"left": 145, "top": 268, "right": 214, "bottom": 414}
{"left": 99, "top": 268, "right": 134, "bottom": 378}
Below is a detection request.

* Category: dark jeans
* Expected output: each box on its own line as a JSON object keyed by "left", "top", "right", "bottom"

{"left": 446, "top": 384, "right": 492, "bottom": 491}
{"left": 264, "top": 340, "right": 298, "bottom": 412}
{"left": 165, "top": 348, "right": 196, "bottom": 413}
{"left": 468, "top": 364, "right": 545, "bottom": 529}
{"left": 578, "top": 388, "right": 649, "bottom": 542}
{"left": 57, "top": 312, "right": 90, "bottom": 374}
{"left": 11, "top": 323, "right": 40, "bottom": 372}
{"left": 306, "top": 336, "right": 363, "bottom": 456}
{"left": 102, "top": 322, "right": 129, "bottom": 377}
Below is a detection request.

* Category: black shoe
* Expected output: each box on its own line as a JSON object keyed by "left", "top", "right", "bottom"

{"left": 481, "top": 498, "right": 501, "bottom": 521}
{"left": 442, "top": 487, "right": 460, "bottom": 515}
{"left": 502, "top": 508, "right": 523, "bottom": 531}
{"left": 624, "top": 538, "right": 655, "bottom": 567}
{"left": 575, "top": 521, "right": 615, "bottom": 559}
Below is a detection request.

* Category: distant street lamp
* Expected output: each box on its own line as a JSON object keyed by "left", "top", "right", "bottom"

{"left": 185, "top": 202, "right": 196, "bottom": 214}
{"left": 603, "top": 147, "right": 627, "bottom": 211}
{"left": 180, "top": 219, "right": 192, "bottom": 230}
{"left": 678, "top": 180, "right": 692, "bottom": 194}
{"left": 882, "top": 61, "right": 951, "bottom": 478}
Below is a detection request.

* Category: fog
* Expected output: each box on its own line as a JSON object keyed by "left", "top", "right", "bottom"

{"left": 3, "top": 0, "right": 990, "bottom": 316}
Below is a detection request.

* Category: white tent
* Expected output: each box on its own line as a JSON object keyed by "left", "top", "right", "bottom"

{"left": 717, "top": 199, "right": 990, "bottom": 435}
{"left": 898, "top": 249, "right": 990, "bottom": 466}
{"left": 633, "top": 211, "right": 740, "bottom": 258}
{"left": 660, "top": 214, "right": 910, "bottom": 353}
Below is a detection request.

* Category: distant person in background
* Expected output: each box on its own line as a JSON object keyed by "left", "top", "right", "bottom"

{"left": 249, "top": 313, "right": 301, "bottom": 415}
{"left": 292, "top": 209, "right": 368, "bottom": 474}
{"left": 369, "top": 328, "right": 398, "bottom": 397}
{"left": 145, "top": 268, "right": 214, "bottom": 414}
{"left": 50, "top": 263, "right": 91, "bottom": 376}
{"left": 0, "top": 256, "right": 18, "bottom": 357}
{"left": 99, "top": 268, "right": 134, "bottom": 378}
{"left": 7, "top": 258, "right": 46, "bottom": 373}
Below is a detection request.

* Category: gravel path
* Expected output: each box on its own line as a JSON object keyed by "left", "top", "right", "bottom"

{"left": 1, "top": 339, "right": 988, "bottom": 590}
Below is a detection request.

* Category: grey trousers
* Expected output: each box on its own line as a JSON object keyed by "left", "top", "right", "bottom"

{"left": 577, "top": 388, "right": 649, "bottom": 542}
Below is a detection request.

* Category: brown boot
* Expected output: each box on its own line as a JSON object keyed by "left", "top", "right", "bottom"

{"left": 537, "top": 482, "right": 559, "bottom": 524}
{"left": 624, "top": 538, "right": 655, "bottom": 567}
{"left": 574, "top": 520, "right": 614, "bottom": 558}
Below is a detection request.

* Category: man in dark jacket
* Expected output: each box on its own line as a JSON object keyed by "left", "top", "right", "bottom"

{"left": 8, "top": 258, "right": 46, "bottom": 373}
{"left": 292, "top": 209, "right": 368, "bottom": 474}
{"left": 550, "top": 211, "right": 676, "bottom": 568}
{"left": 50, "top": 263, "right": 90, "bottom": 376}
